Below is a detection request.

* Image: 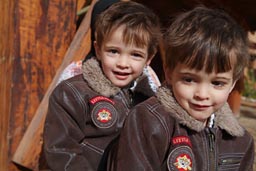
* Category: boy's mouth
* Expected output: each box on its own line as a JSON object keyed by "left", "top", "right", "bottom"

{"left": 113, "top": 71, "right": 130, "bottom": 80}
{"left": 190, "top": 103, "right": 211, "bottom": 111}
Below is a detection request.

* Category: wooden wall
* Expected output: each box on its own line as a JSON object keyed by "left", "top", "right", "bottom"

{"left": 0, "top": 1, "right": 14, "bottom": 170}
{"left": 0, "top": 0, "right": 86, "bottom": 170}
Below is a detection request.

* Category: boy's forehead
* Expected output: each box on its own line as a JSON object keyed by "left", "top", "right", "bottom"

{"left": 102, "top": 25, "right": 149, "bottom": 48}
{"left": 172, "top": 63, "right": 234, "bottom": 80}
{"left": 175, "top": 61, "right": 234, "bottom": 74}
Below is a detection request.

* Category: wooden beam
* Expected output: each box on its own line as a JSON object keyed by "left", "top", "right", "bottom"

{"left": 12, "top": 0, "right": 97, "bottom": 170}
{"left": 0, "top": 1, "right": 14, "bottom": 170}
{"left": 7, "top": 0, "right": 77, "bottom": 170}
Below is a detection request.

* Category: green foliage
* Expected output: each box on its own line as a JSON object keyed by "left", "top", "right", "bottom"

{"left": 242, "top": 69, "right": 256, "bottom": 99}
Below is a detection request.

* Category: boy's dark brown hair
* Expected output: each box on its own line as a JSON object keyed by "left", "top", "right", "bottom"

{"left": 94, "top": 1, "right": 161, "bottom": 58}
{"left": 164, "top": 6, "right": 249, "bottom": 81}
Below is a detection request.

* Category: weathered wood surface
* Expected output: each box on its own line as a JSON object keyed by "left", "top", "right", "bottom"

{"left": 0, "top": 0, "right": 80, "bottom": 170}
{"left": 0, "top": 1, "right": 15, "bottom": 171}
{"left": 12, "top": 0, "right": 96, "bottom": 170}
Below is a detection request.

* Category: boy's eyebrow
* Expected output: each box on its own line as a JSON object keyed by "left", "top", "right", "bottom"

{"left": 178, "top": 70, "right": 233, "bottom": 80}
{"left": 176, "top": 71, "right": 197, "bottom": 78}
{"left": 214, "top": 76, "right": 232, "bottom": 81}
{"left": 132, "top": 48, "right": 147, "bottom": 54}
{"left": 104, "top": 44, "right": 117, "bottom": 48}
{"left": 177, "top": 69, "right": 197, "bottom": 75}
{"left": 178, "top": 71, "right": 193, "bottom": 75}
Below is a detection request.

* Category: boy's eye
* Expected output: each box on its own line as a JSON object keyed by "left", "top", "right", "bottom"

{"left": 212, "top": 81, "right": 225, "bottom": 87}
{"left": 132, "top": 53, "right": 143, "bottom": 58}
{"left": 182, "top": 77, "right": 193, "bottom": 83}
{"left": 212, "top": 81, "right": 225, "bottom": 86}
{"left": 108, "top": 49, "right": 118, "bottom": 54}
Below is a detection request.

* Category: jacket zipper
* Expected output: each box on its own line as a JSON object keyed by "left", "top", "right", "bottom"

{"left": 206, "top": 128, "right": 216, "bottom": 171}
{"left": 121, "top": 89, "right": 133, "bottom": 108}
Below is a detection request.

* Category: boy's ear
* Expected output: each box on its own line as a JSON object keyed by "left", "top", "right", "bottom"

{"left": 164, "top": 67, "right": 172, "bottom": 85}
{"left": 229, "top": 79, "right": 238, "bottom": 93}
{"left": 94, "top": 41, "right": 101, "bottom": 60}
{"left": 146, "top": 56, "right": 153, "bottom": 66}
{"left": 146, "top": 52, "right": 156, "bottom": 66}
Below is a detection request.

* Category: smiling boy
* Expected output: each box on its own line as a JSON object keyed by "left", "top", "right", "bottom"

{"left": 108, "top": 6, "right": 254, "bottom": 171}
{"left": 94, "top": 25, "right": 151, "bottom": 88}
{"left": 43, "top": 1, "right": 161, "bottom": 171}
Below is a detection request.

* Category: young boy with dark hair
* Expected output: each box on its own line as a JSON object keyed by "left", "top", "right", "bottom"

{"left": 108, "top": 6, "right": 254, "bottom": 171}
{"left": 43, "top": 1, "right": 162, "bottom": 170}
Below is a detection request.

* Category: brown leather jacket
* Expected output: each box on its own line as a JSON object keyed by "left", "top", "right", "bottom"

{"left": 43, "top": 58, "right": 155, "bottom": 171}
{"left": 108, "top": 86, "right": 255, "bottom": 171}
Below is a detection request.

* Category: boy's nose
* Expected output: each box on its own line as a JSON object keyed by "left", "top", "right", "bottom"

{"left": 194, "top": 84, "right": 209, "bottom": 100}
{"left": 117, "top": 56, "right": 129, "bottom": 68}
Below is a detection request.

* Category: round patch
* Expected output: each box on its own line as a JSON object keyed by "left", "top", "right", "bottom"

{"left": 167, "top": 146, "right": 195, "bottom": 171}
{"left": 91, "top": 102, "right": 117, "bottom": 128}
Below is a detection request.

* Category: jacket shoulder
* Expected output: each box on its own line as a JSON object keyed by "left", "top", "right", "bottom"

{"left": 131, "top": 96, "right": 177, "bottom": 133}
{"left": 52, "top": 74, "right": 94, "bottom": 98}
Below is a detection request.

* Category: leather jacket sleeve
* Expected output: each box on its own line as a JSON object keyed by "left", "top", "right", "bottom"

{"left": 108, "top": 100, "right": 171, "bottom": 171}
{"left": 43, "top": 82, "right": 92, "bottom": 171}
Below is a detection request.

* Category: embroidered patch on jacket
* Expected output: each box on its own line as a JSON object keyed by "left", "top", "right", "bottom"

{"left": 172, "top": 136, "right": 192, "bottom": 147}
{"left": 167, "top": 146, "right": 195, "bottom": 171}
{"left": 90, "top": 96, "right": 115, "bottom": 105}
{"left": 90, "top": 96, "right": 117, "bottom": 128}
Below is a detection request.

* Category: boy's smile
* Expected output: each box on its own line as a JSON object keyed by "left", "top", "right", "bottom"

{"left": 166, "top": 63, "right": 236, "bottom": 124}
{"left": 189, "top": 103, "right": 213, "bottom": 111}
{"left": 113, "top": 71, "right": 130, "bottom": 80}
{"left": 95, "top": 25, "right": 151, "bottom": 88}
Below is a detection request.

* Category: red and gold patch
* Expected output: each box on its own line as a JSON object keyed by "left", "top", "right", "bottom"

{"left": 96, "top": 108, "right": 112, "bottom": 123}
{"left": 90, "top": 96, "right": 117, "bottom": 128}
{"left": 167, "top": 146, "right": 195, "bottom": 171}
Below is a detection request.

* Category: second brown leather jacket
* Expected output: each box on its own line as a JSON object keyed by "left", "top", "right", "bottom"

{"left": 108, "top": 86, "right": 255, "bottom": 171}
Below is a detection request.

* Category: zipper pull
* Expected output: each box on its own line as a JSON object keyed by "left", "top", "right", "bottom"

{"left": 207, "top": 128, "right": 216, "bottom": 171}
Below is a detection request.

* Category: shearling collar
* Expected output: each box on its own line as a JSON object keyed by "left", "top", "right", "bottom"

{"left": 82, "top": 57, "right": 155, "bottom": 97}
{"left": 156, "top": 86, "right": 245, "bottom": 137}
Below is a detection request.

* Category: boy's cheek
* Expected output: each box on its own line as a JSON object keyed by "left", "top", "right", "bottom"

{"left": 215, "top": 92, "right": 230, "bottom": 107}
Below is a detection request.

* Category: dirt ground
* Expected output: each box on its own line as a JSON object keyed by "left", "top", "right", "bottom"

{"left": 238, "top": 105, "right": 256, "bottom": 170}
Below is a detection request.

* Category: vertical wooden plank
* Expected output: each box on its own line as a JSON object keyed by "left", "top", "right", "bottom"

{"left": 1, "top": 0, "right": 77, "bottom": 170}
{"left": 0, "top": 1, "right": 15, "bottom": 171}
{"left": 12, "top": 0, "right": 96, "bottom": 169}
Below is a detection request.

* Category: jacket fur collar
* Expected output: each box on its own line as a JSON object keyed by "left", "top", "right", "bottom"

{"left": 156, "top": 86, "right": 245, "bottom": 137}
{"left": 82, "top": 57, "right": 155, "bottom": 97}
